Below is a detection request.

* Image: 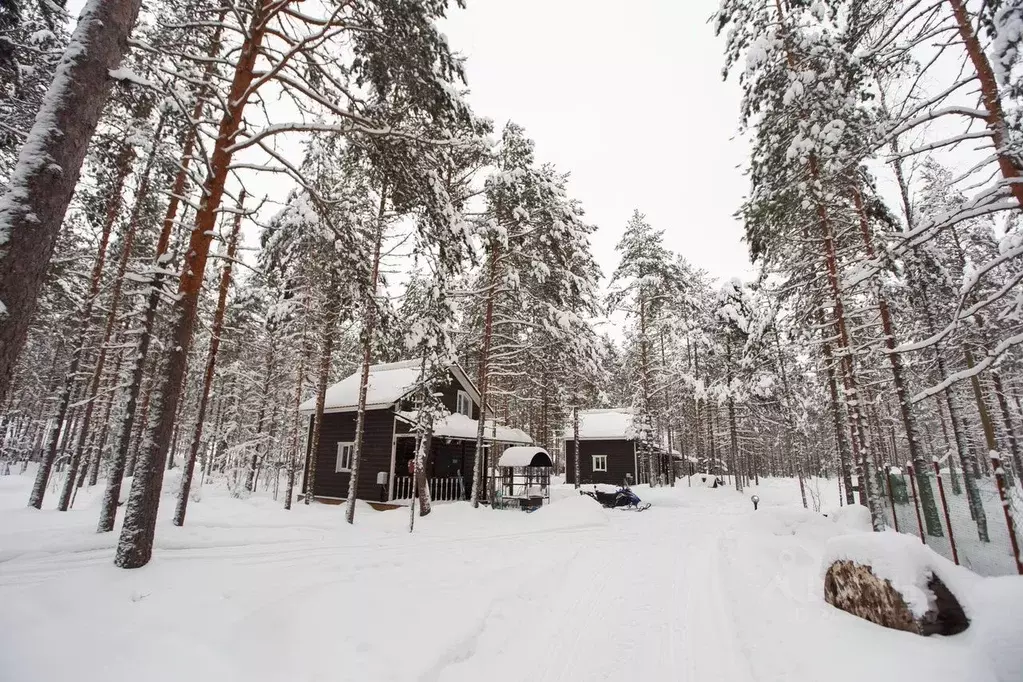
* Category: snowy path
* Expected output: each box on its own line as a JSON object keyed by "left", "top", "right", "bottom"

{"left": 0, "top": 474, "right": 1016, "bottom": 682}
{"left": 421, "top": 507, "right": 757, "bottom": 682}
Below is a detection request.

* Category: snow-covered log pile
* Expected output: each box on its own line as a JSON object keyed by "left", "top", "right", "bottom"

{"left": 822, "top": 532, "right": 970, "bottom": 636}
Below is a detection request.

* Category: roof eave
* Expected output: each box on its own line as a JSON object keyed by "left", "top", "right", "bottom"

{"left": 298, "top": 402, "right": 396, "bottom": 416}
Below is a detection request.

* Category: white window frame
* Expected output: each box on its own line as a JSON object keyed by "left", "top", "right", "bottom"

{"left": 592, "top": 454, "right": 608, "bottom": 472}
{"left": 456, "top": 389, "right": 472, "bottom": 417}
{"left": 336, "top": 442, "right": 354, "bottom": 473}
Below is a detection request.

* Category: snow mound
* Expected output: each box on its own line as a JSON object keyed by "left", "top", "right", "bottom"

{"left": 968, "top": 575, "right": 1023, "bottom": 682}
{"left": 632, "top": 485, "right": 689, "bottom": 508}
{"left": 694, "top": 474, "right": 725, "bottom": 488}
{"left": 533, "top": 494, "right": 610, "bottom": 529}
{"left": 826, "top": 504, "right": 872, "bottom": 532}
{"left": 752, "top": 504, "right": 871, "bottom": 538}
{"left": 822, "top": 531, "right": 974, "bottom": 619}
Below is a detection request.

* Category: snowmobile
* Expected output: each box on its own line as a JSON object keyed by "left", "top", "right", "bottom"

{"left": 580, "top": 486, "right": 651, "bottom": 511}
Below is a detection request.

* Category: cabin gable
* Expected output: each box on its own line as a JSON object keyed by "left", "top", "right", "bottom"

{"left": 394, "top": 368, "right": 481, "bottom": 434}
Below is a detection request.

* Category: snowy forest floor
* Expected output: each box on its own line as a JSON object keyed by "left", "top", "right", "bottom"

{"left": 0, "top": 469, "right": 1020, "bottom": 682}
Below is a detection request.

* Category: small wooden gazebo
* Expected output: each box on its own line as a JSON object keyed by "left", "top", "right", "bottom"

{"left": 494, "top": 446, "right": 553, "bottom": 510}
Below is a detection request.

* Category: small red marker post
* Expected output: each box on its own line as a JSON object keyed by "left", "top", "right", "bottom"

{"left": 990, "top": 453, "right": 1023, "bottom": 576}
{"left": 933, "top": 459, "right": 958, "bottom": 565}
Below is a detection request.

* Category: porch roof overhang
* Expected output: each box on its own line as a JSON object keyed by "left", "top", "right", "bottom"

{"left": 497, "top": 447, "right": 553, "bottom": 468}
{"left": 395, "top": 411, "right": 533, "bottom": 445}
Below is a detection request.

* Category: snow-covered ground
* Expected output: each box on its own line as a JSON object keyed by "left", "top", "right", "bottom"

{"left": 1, "top": 469, "right": 1020, "bottom": 682}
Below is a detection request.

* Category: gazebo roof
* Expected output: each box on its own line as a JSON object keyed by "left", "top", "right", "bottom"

{"left": 497, "top": 447, "right": 553, "bottom": 468}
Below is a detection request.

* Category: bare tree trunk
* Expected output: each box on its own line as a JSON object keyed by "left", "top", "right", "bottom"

{"left": 471, "top": 243, "right": 499, "bottom": 508}
{"left": 284, "top": 296, "right": 311, "bottom": 511}
{"left": 852, "top": 188, "right": 942, "bottom": 536}
{"left": 61, "top": 114, "right": 168, "bottom": 511}
{"left": 694, "top": 341, "right": 704, "bottom": 475}
{"left": 572, "top": 403, "right": 581, "bottom": 489}
{"left": 934, "top": 394, "right": 962, "bottom": 494}
{"left": 773, "top": 0, "right": 881, "bottom": 527}
{"left": 823, "top": 341, "right": 855, "bottom": 504}
{"left": 726, "top": 336, "right": 741, "bottom": 492}
{"left": 947, "top": 0, "right": 1023, "bottom": 209}
{"left": 0, "top": 0, "right": 144, "bottom": 405}
{"left": 415, "top": 419, "right": 433, "bottom": 516}
{"left": 964, "top": 347, "right": 998, "bottom": 475}
{"left": 660, "top": 330, "right": 676, "bottom": 486}
{"left": 85, "top": 343, "right": 122, "bottom": 487}
{"left": 28, "top": 144, "right": 133, "bottom": 509}
{"left": 991, "top": 371, "right": 1023, "bottom": 480}
{"left": 345, "top": 186, "right": 388, "bottom": 524}
{"left": 203, "top": 376, "right": 227, "bottom": 482}
{"left": 812, "top": 162, "right": 882, "bottom": 530}
{"left": 305, "top": 284, "right": 337, "bottom": 506}
{"left": 173, "top": 193, "right": 244, "bottom": 526}
{"left": 125, "top": 369, "right": 153, "bottom": 477}
{"left": 115, "top": 2, "right": 274, "bottom": 568}
{"left": 246, "top": 341, "right": 276, "bottom": 493}
{"left": 638, "top": 292, "right": 655, "bottom": 484}
{"left": 916, "top": 305, "right": 991, "bottom": 540}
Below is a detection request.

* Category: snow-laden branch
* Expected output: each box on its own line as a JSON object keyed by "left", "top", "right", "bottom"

{"left": 912, "top": 329, "right": 1023, "bottom": 402}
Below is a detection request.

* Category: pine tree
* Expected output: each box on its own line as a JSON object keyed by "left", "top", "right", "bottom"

{"left": 0, "top": 0, "right": 143, "bottom": 406}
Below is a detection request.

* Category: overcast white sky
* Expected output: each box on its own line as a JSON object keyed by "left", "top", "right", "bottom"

{"left": 440, "top": 0, "right": 752, "bottom": 284}
{"left": 68, "top": 0, "right": 752, "bottom": 286}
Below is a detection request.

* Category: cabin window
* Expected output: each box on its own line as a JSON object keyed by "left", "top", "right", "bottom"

{"left": 456, "top": 390, "right": 472, "bottom": 417}
{"left": 336, "top": 442, "right": 354, "bottom": 472}
{"left": 592, "top": 455, "right": 607, "bottom": 472}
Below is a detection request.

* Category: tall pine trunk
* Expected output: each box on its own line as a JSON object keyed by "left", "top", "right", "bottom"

{"left": 811, "top": 158, "right": 883, "bottom": 530}
{"left": 726, "top": 337, "right": 741, "bottom": 492}
{"left": 115, "top": 1, "right": 275, "bottom": 568}
{"left": 471, "top": 243, "right": 499, "bottom": 508}
{"left": 28, "top": 144, "right": 133, "bottom": 509}
{"left": 572, "top": 403, "right": 580, "bottom": 488}
{"left": 345, "top": 186, "right": 387, "bottom": 524}
{"left": 823, "top": 339, "right": 855, "bottom": 504}
{"left": 660, "top": 330, "right": 675, "bottom": 486}
{"left": 85, "top": 342, "right": 124, "bottom": 488}
{"left": 946, "top": 0, "right": 1023, "bottom": 209}
{"left": 284, "top": 295, "right": 311, "bottom": 511}
{"left": 851, "top": 188, "right": 942, "bottom": 536}
{"left": 246, "top": 342, "right": 276, "bottom": 493}
{"left": 61, "top": 114, "right": 168, "bottom": 511}
{"left": 0, "top": 0, "right": 143, "bottom": 405}
{"left": 174, "top": 193, "right": 244, "bottom": 526}
{"left": 305, "top": 281, "right": 338, "bottom": 506}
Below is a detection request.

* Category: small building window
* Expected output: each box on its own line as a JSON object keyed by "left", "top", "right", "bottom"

{"left": 592, "top": 455, "right": 607, "bottom": 472}
{"left": 336, "top": 442, "right": 354, "bottom": 472}
{"left": 456, "top": 390, "right": 472, "bottom": 417}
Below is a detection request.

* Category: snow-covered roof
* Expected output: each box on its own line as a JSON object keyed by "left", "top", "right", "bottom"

{"left": 497, "top": 447, "right": 552, "bottom": 468}
{"left": 298, "top": 360, "right": 480, "bottom": 414}
{"left": 561, "top": 408, "right": 636, "bottom": 441}
{"left": 397, "top": 411, "right": 533, "bottom": 445}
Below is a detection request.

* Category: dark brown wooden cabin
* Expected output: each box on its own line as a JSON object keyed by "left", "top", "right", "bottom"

{"left": 562, "top": 408, "right": 643, "bottom": 486}
{"left": 299, "top": 360, "right": 532, "bottom": 504}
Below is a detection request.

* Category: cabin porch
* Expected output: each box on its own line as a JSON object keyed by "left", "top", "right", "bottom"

{"left": 390, "top": 434, "right": 480, "bottom": 502}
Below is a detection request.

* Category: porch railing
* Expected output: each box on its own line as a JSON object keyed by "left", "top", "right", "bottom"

{"left": 392, "top": 476, "right": 466, "bottom": 502}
